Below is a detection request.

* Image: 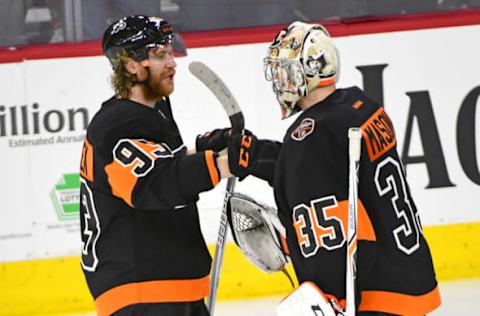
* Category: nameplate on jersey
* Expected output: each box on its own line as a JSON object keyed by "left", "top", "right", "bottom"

{"left": 361, "top": 107, "right": 396, "bottom": 161}
{"left": 291, "top": 118, "right": 315, "bottom": 141}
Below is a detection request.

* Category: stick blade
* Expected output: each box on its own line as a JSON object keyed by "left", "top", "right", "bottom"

{"left": 188, "top": 61, "right": 244, "bottom": 130}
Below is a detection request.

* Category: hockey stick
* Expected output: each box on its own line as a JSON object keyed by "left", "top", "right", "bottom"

{"left": 188, "top": 61, "right": 244, "bottom": 315}
{"left": 346, "top": 127, "right": 362, "bottom": 316}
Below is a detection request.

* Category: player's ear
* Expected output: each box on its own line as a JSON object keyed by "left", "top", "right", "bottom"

{"left": 124, "top": 58, "right": 139, "bottom": 75}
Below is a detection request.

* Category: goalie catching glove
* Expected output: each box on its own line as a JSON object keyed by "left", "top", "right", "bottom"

{"left": 227, "top": 192, "right": 287, "bottom": 273}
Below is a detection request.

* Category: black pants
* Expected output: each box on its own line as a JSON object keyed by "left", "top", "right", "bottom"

{"left": 113, "top": 300, "right": 210, "bottom": 316}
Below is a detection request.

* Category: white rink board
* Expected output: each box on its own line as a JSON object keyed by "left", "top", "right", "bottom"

{"left": 0, "top": 24, "right": 479, "bottom": 262}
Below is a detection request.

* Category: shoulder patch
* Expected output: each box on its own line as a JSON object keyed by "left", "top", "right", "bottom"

{"left": 353, "top": 100, "right": 363, "bottom": 109}
{"left": 291, "top": 118, "right": 315, "bottom": 141}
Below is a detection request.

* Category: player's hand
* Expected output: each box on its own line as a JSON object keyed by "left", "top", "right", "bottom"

{"left": 227, "top": 130, "right": 257, "bottom": 180}
{"left": 195, "top": 128, "right": 230, "bottom": 152}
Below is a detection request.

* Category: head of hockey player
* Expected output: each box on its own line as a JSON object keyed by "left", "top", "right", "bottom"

{"left": 263, "top": 21, "right": 339, "bottom": 119}
{"left": 102, "top": 15, "right": 187, "bottom": 100}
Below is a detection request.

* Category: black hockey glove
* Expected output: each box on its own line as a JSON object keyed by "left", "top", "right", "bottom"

{"left": 227, "top": 130, "right": 257, "bottom": 180}
{"left": 195, "top": 128, "right": 230, "bottom": 152}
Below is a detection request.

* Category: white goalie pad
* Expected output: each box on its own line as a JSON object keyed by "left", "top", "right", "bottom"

{"left": 228, "top": 193, "right": 287, "bottom": 273}
{"left": 277, "top": 282, "right": 343, "bottom": 316}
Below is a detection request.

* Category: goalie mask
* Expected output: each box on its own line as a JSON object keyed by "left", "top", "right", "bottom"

{"left": 264, "top": 21, "right": 339, "bottom": 119}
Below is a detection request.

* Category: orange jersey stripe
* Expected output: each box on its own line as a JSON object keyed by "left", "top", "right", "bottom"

{"left": 104, "top": 160, "right": 137, "bottom": 207}
{"left": 324, "top": 200, "right": 376, "bottom": 243}
{"left": 95, "top": 276, "right": 210, "bottom": 316}
{"left": 104, "top": 139, "right": 168, "bottom": 207}
{"left": 359, "top": 286, "right": 441, "bottom": 315}
{"left": 205, "top": 150, "right": 220, "bottom": 186}
{"left": 80, "top": 138, "right": 94, "bottom": 181}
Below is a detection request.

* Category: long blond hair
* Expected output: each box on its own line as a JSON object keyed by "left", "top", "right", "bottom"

{"left": 109, "top": 51, "right": 137, "bottom": 98}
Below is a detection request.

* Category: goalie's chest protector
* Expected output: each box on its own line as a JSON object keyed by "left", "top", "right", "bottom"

{"left": 273, "top": 87, "right": 440, "bottom": 313}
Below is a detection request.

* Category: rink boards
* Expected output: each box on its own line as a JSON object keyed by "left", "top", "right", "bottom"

{"left": 1, "top": 223, "right": 479, "bottom": 315}
{"left": 0, "top": 13, "right": 479, "bottom": 315}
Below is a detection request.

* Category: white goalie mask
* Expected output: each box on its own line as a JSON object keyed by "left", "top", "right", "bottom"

{"left": 264, "top": 21, "right": 340, "bottom": 119}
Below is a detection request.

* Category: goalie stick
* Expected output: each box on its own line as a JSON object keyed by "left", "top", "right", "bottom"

{"left": 346, "top": 127, "right": 362, "bottom": 316}
{"left": 188, "top": 61, "right": 244, "bottom": 315}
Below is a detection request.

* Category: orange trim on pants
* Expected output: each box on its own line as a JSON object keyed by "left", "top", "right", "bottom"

{"left": 95, "top": 276, "right": 210, "bottom": 316}
{"left": 359, "top": 286, "right": 441, "bottom": 315}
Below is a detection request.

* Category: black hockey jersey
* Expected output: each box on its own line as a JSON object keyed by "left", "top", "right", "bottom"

{"left": 272, "top": 87, "right": 441, "bottom": 314}
{"left": 79, "top": 98, "right": 219, "bottom": 316}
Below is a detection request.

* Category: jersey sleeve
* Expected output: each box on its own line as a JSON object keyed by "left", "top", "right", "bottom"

{"left": 90, "top": 114, "right": 220, "bottom": 210}
{"left": 250, "top": 139, "right": 282, "bottom": 186}
{"left": 103, "top": 138, "right": 219, "bottom": 209}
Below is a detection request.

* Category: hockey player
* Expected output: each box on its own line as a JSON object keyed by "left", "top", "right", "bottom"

{"left": 227, "top": 21, "right": 441, "bottom": 315}
{"left": 79, "top": 15, "right": 231, "bottom": 316}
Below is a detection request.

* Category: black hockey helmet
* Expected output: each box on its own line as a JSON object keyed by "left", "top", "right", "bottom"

{"left": 102, "top": 15, "right": 187, "bottom": 64}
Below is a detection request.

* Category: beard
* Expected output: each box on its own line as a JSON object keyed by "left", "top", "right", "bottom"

{"left": 143, "top": 71, "right": 174, "bottom": 100}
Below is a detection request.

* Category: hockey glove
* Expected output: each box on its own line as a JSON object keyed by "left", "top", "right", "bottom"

{"left": 227, "top": 130, "right": 257, "bottom": 180}
{"left": 195, "top": 128, "right": 230, "bottom": 152}
{"left": 227, "top": 192, "right": 287, "bottom": 273}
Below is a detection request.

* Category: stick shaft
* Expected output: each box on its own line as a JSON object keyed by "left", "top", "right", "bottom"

{"left": 346, "top": 128, "right": 362, "bottom": 316}
{"left": 207, "top": 178, "right": 236, "bottom": 314}
{"left": 188, "top": 61, "right": 244, "bottom": 315}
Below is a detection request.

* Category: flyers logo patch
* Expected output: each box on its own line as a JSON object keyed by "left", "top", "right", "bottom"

{"left": 291, "top": 118, "right": 315, "bottom": 141}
